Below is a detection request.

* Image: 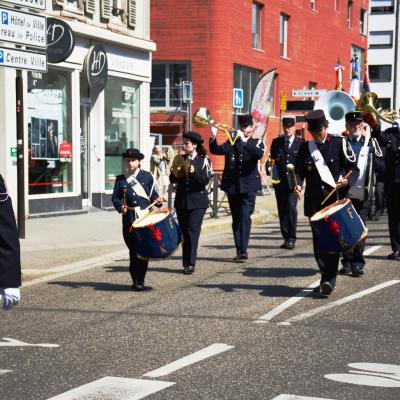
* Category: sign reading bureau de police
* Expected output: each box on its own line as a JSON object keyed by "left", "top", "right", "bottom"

{"left": 0, "top": 46, "right": 47, "bottom": 71}
{"left": 1, "top": 0, "right": 46, "bottom": 11}
{"left": 0, "top": 7, "right": 46, "bottom": 48}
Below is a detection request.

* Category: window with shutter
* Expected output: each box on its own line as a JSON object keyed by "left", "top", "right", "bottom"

{"left": 101, "top": 0, "right": 112, "bottom": 19}
{"left": 128, "top": 0, "right": 136, "bottom": 28}
{"left": 54, "top": 0, "right": 64, "bottom": 6}
{"left": 85, "top": 0, "right": 96, "bottom": 14}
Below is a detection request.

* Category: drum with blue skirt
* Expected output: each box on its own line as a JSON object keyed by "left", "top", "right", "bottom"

{"left": 310, "top": 198, "right": 367, "bottom": 253}
{"left": 131, "top": 209, "right": 182, "bottom": 259}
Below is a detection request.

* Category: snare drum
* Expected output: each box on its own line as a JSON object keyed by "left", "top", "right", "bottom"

{"left": 131, "top": 209, "right": 182, "bottom": 259}
{"left": 310, "top": 198, "right": 367, "bottom": 253}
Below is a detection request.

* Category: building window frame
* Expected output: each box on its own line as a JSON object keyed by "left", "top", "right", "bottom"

{"left": 369, "top": 30, "right": 394, "bottom": 49}
{"left": 334, "top": 0, "right": 340, "bottom": 12}
{"left": 252, "top": 2, "right": 263, "bottom": 49}
{"left": 369, "top": 64, "right": 392, "bottom": 82}
{"left": 360, "top": 8, "right": 368, "bottom": 35}
{"left": 347, "top": 0, "right": 353, "bottom": 28}
{"left": 311, "top": 0, "right": 316, "bottom": 11}
{"left": 370, "top": 0, "right": 395, "bottom": 14}
{"left": 280, "top": 13, "right": 289, "bottom": 58}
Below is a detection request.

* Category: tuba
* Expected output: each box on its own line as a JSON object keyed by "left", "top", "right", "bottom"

{"left": 171, "top": 155, "right": 190, "bottom": 179}
{"left": 356, "top": 92, "right": 398, "bottom": 125}
{"left": 314, "top": 90, "right": 356, "bottom": 136}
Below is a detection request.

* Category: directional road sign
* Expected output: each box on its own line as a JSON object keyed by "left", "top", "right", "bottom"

{"left": 1, "top": 0, "right": 46, "bottom": 11}
{"left": 0, "top": 7, "right": 46, "bottom": 48}
{"left": 0, "top": 46, "right": 47, "bottom": 71}
{"left": 233, "top": 88, "right": 244, "bottom": 108}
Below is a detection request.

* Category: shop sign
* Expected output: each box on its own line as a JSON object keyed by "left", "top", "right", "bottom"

{"left": 85, "top": 44, "right": 108, "bottom": 92}
{"left": 0, "top": 7, "right": 47, "bottom": 48}
{"left": 0, "top": 46, "right": 47, "bottom": 71}
{"left": 1, "top": 0, "right": 46, "bottom": 11}
{"left": 10, "top": 147, "right": 17, "bottom": 157}
{"left": 291, "top": 89, "right": 326, "bottom": 97}
{"left": 59, "top": 140, "right": 72, "bottom": 162}
{"left": 46, "top": 17, "right": 75, "bottom": 64}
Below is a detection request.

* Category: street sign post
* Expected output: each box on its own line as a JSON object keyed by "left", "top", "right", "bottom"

{"left": 233, "top": 88, "right": 244, "bottom": 108}
{"left": 0, "top": 0, "right": 46, "bottom": 10}
{"left": 291, "top": 89, "right": 326, "bottom": 97}
{"left": 0, "top": 47, "right": 47, "bottom": 71}
{"left": 0, "top": 7, "right": 47, "bottom": 48}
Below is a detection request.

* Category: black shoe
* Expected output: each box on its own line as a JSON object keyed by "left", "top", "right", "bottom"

{"left": 387, "top": 251, "right": 400, "bottom": 260}
{"left": 280, "top": 242, "right": 288, "bottom": 249}
{"left": 351, "top": 266, "right": 364, "bottom": 277}
{"left": 321, "top": 282, "right": 334, "bottom": 297}
{"left": 183, "top": 267, "right": 191, "bottom": 275}
{"left": 339, "top": 263, "right": 352, "bottom": 275}
{"left": 133, "top": 282, "right": 145, "bottom": 291}
{"left": 287, "top": 241, "right": 295, "bottom": 250}
{"left": 233, "top": 253, "right": 248, "bottom": 261}
{"left": 313, "top": 285, "right": 321, "bottom": 293}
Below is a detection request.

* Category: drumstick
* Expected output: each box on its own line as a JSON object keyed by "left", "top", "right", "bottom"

{"left": 144, "top": 197, "right": 163, "bottom": 211}
{"left": 320, "top": 171, "right": 353, "bottom": 206}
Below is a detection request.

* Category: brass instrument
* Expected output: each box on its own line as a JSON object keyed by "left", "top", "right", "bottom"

{"left": 193, "top": 107, "right": 239, "bottom": 145}
{"left": 268, "top": 156, "right": 280, "bottom": 185}
{"left": 171, "top": 155, "right": 189, "bottom": 179}
{"left": 286, "top": 163, "right": 299, "bottom": 199}
{"left": 356, "top": 92, "right": 398, "bottom": 125}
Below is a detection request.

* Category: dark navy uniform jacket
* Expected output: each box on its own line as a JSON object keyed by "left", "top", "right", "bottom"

{"left": 170, "top": 155, "right": 211, "bottom": 210}
{"left": 209, "top": 137, "right": 264, "bottom": 194}
{"left": 112, "top": 170, "right": 159, "bottom": 227}
{"left": 295, "top": 136, "right": 359, "bottom": 217}
{"left": 0, "top": 175, "right": 21, "bottom": 288}
{"left": 270, "top": 135, "right": 303, "bottom": 190}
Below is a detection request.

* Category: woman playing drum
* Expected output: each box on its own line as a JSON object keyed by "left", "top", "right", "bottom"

{"left": 170, "top": 131, "right": 212, "bottom": 274}
{"left": 112, "top": 148, "right": 163, "bottom": 291}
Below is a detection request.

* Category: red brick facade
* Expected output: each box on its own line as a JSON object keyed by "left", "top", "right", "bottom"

{"left": 151, "top": 0, "right": 369, "bottom": 170}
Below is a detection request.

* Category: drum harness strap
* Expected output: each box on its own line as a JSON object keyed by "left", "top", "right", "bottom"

{"left": 308, "top": 141, "right": 336, "bottom": 189}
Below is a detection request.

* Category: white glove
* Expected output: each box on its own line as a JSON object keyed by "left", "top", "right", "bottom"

{"left": 236, "top": 130, "right": 245, "bottom": 141}
{"left": 0, "top": 288, "right": 21, "bottom": 310}
{"left": 211, "top": 126, "right": 218, "bottom": 137}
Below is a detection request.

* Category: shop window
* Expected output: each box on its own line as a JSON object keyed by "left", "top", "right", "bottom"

{"left": 371, "top": 0, "right": 394, "bottom": 14}
{"left": 369, "top": 31, "right": 393, "bottom": 48}
{"left": 252, "top": 2, "right": 262, "bottom": 49}
{"left": 104, "top": 77, "right": 140, "bottom": 191}
{"left": 27, "top": 69, "right": 73, "bottom": 195}
{"left": 369, "top": 65, "right": 392, "bottom": 82}
{"left": 150, "top": 63, "right": 191, "bottom": 109}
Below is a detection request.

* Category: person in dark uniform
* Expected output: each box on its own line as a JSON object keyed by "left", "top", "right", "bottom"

{"left": 295, "top": 110, "right": 358, "bottom": 297}
{"left": 112, "top": 149, "right": 163, "bottom": 291}
{"left": 270, "top": 115, "right": 302, "bottom": 249}
{"left": 170, "top": 131, "right": 212, "bottom": 274}
{"left": 372, "top": 122, "right": 400, "bottom": 260}
{"left": 210, "top": 114, "right": 265, "bottom": 260}
{"left": 340, "top": 111, "right": 384, "bottom": 276}
{"left": 0, "top": 174, "right": 21, "bottom": 310}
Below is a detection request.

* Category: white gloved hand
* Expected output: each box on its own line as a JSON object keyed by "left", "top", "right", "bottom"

{"left": 236, "top": 130, "right": 245, "bottom": 141}
{"left": 211, "top": 126, "right": 218, "bottom": 137}
{"left": 0, "top": 288, "right": 21, "bottom": 310}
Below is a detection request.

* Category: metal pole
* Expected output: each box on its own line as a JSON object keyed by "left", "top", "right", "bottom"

{"left": 16, "top": 71, "right": 25, "bottom": 239}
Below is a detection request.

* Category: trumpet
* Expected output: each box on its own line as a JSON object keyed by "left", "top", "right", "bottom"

{"left": 193, "top": 107, "right": 239, "bottom": 145}
{"left": 356, "top": 92, "right": 398, "bottom": 125}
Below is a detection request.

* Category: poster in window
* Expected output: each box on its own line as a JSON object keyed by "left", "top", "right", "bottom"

{"left": 31, "top": 117, "right": 59, "bottom": 160}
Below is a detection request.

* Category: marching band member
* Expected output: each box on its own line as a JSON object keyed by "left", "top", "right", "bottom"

{"left": 170, "top": 131, "right": 211, "bottom": 274}
{"left": 295, "top": 110, "right": 358, "bottom": 297}
{"left": 340, "top": 111, "right": 384, "bottom": 276}
{"left": 112, "top": 149, "right": 163, "bottom": 291}
{"left": 270, "top": 115, "right": 303, "bottom": 250}
{"left": 0, "top": 174, "right": 21, "bottom": 310}
{"left": 210, "top": 114, "right": 265, "bottom": 261}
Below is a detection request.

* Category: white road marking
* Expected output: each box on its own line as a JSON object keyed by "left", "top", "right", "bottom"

{"left": 143, "top": 343, "right": 234, "bottom": 378}
{"left": 325, "top": 373, "right": 400, "bottom": 387}
{"left": 0, "top": 369, "right": 12, "bottom": 375}
{"left": 255, "top": 280, "right": 321, "bottom": 323}
{"left": 272, "top": 395, "right": 335, "bottom": 400}
{"left": 46, "top": 377, "right": 175, "bottom": 400}
{"left": 280, "top": 280, "right": 400, "bottom": 325}
{"left": 349, "top": 362, "right": 400, "bottom": 375}
{"left": 363, "top": 245, "right": 382, "bottom": 256}
{"left": 0, "top": 338, "right": 59, "bottom": 348}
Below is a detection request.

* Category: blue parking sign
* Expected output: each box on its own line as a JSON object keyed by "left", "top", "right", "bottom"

{"left": 233, "top": 88, "right": 244, "bottom": 108}
{"left": 0, "top": 50, "right": 3, "bottom": 63}
{"left": 1, "top": 12, "right": 8, "bottom": 25}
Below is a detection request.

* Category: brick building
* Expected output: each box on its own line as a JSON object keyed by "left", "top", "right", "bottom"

{"left": 150, "top": 0, "right": 369, "bottom": 170}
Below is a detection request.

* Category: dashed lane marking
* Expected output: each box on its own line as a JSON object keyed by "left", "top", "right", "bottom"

{"left": 143, "top": 343, "right": 234, "bottom": 378}
{"left": 364, "top": 245, "right": 383, "bottom": 256}
{"left": 0, "top": 369, "right": 12, "bottom": 376}
{"left": 0, "top": 338, "right": 59, "bottom": 348}
{"left": 272, "top": 395, "right": 335, "bottom": 400}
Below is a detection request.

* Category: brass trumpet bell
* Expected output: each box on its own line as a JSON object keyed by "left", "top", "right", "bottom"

{"left": 193, "top": 107, "right": 212, "bottom": 128}
{"left": 356, "top": 92, "right": 398, "bottom": 125}
{"left": 171, "top": 155, "right": 189, "bottom": 179}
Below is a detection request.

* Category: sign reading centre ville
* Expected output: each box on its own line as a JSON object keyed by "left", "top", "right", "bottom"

{"left": 85, "top": 44, "right": 108, "bottom": 92}
{"left": 0, "top": 46, "right": 47, "bottom": 71}
{"left": 1, "top": 0, "right": 46, "bottom": 11}
{"left": 0, "top": 7, "right": 47, "bottom": 48}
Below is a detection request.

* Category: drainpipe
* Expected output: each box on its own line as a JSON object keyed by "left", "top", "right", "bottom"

{"left": 393, "top": 0, "right": 399, "bottom": 110}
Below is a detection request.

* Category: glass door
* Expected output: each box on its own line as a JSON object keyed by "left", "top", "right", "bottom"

{"left": 80, "top": 73, "right": 91, "bottom": 202}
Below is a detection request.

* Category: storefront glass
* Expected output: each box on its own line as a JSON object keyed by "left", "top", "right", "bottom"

{"left": 27, "top": 69, "right": 73, "bottom": 195}
{"left": 104, "top": 77, "right": 140, "bottom": 190}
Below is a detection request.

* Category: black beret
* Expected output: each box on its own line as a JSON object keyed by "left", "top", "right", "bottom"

{"left": 345, "top": 111, "right": 363, "bottom": 123}
{"left": 282, "top": 116, "right": 296, "bottom": 127}
{"left": 122, "top": 148, "right": 144, "bottom": 160}
{"left": 238, "top": 114, "right": 253, "bottom": 128}
{"left": 183, "top": 131, "right": 204, "bottom": 144}
{"left": 305, "top": 109, "right": 328, "bottom": 131}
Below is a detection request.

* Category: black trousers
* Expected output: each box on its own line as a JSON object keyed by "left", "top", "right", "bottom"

{"left": 228, "top": 192, "right": 257, "bottom": 255}
{"left": 123, "top": 225, "right": 148, "bottom": 285}
{"left": 342, "top": 198, "right": 369, "bottom": 270}
{"left": 311, "top": 222, "right": 339, "bottom": 287}
{"left": 274, "top": 186, "right": 298, "bottom": 243}
{"left": 176, "top": 208, "right": 206, "bottom": 267}
{"left": 385, "top": 183, "right": 400, "bottom": 252}
{"left": 374, "top": 181, "right": 385, "bottom": 215}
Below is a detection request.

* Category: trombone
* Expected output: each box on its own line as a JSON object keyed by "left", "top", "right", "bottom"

{"left": 193, "top": 107, "right": 240, "bottom": 145}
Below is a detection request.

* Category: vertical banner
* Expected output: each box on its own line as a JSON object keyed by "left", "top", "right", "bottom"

{"left": 250, "top": 69, "right": 276, "bottom": 139}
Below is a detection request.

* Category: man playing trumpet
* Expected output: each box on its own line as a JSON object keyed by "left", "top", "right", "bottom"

{"left": 269, "top": 116, "right": 303, "bottom": 249}
{"left": 210, "top": 114, "right": 264, "bottom": 261}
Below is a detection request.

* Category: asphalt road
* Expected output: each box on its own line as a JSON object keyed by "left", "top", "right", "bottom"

{"left": 1, "top": 216, "right": 399, "bottom": 400}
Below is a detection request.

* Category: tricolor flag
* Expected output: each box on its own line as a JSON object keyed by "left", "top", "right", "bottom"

{"left": 334, "top": 60, "right": 345, "bottom": 91}
{"left": 349, "top": 56, "right": 361, "bottom": 101}
{"left": 362, "top": 58, "right": 371, "bottom": 93}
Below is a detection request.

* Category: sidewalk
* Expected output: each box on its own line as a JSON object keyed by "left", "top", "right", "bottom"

{"left": 20, "top": 192, "right": 278, "bottom": 285}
